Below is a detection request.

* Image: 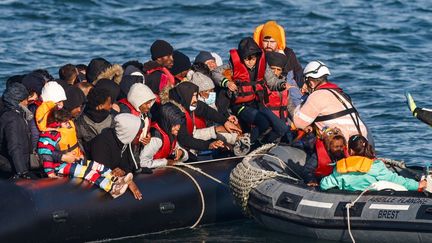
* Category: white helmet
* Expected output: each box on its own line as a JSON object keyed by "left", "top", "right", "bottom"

{"left": 303, "top": 60, "right": 331, "bottom": 79}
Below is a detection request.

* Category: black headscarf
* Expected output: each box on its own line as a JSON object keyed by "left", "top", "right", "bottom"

{"left": 168, "top": 82, "right": 199, "bottom": 111}
{"left": 156, "top": 103, "right": 185, "bottom": 142}
{"left": 94, "top": 78, "right": 120, "bottom": 102}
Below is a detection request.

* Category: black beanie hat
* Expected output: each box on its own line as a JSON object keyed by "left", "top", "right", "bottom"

{"left": 265, "top": 51, "right": 288, "bottom": 69}
{"left": 64, "top": 86, "right": 86, "bottom": 111}
{"left": 169, "top": 50, "right": 191, "bottom": 76}
{"left": 150, "top": 40, "right": 174, "bottom": 60}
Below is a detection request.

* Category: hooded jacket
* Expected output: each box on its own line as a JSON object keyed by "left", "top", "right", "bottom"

{"left": 167, "top": 82, "right": 227, "bottom": 151}
{"left": 87, "top": 58, "right": 124, "bottom": 85}
{"left": 88, "top": 113, "right": 141, "bottom": 173}
{"left": 0, "top": 83, "right": 32, "bottom": 174}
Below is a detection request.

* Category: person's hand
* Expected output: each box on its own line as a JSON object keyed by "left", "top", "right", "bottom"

{"left": 419, "top": 179, "right": 427, "bottom": 190}
{"left": 140, "top": 134, "right": 151, "bottom": 145}
{"left": 111, "top": 168, "right": 126, "bottom": 177}
{"left": 215, "top": 125, "right": 228, "bottom": 133}
{"left": 307, "top": 181, "right": 319, "bottom": 187}
{"left": 224, "top": 121, "right": 242, "bottom": 134}
{"left": 301, "top": 83, "right": 310, "bottom": 95}
{"left": 174, "top": 149, "right": 184, "bottom": 161}
{"left": 167, "top": 159, "right": 177, "bottom": 166}
{"left": 209, "top": 140, "right": 225, "bottom": 149}
{"left": 128, "top": 181, "right": 142, "bottom": 200}
{"left": 48, "top": 173, "right": 59, "bottom": 179}
{"left": 227, "top": 81, "right": 238, "bottom": 92}
{"left": 228, "top": 115, "right": 239, "bottom": 125}
{"left": 61, "top": 152, "right": 77, "bottom": 163}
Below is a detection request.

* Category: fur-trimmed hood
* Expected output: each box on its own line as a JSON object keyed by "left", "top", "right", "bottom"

{"left": 93, "top": 64, "right": 123, "bottom": 85}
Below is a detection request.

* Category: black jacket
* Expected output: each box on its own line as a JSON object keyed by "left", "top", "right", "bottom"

{"left": 283, "top": 47, "right": 303, "bottom": 88}
{"left": 88, "top": 128, "right": 136, "bottom": 173}
{"left": 0, "top": 106, "right": 32, "bottom": 174}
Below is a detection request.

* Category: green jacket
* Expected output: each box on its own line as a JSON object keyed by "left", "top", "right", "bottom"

{"left": 320, "top": 159, "right": 419, "bottom": 191}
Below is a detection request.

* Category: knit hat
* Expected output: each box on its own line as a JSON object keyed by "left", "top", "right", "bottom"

{"left": 150, "top": 40, "right": 174, "bottom": 60}
{"left": 170, "top": 50, "right": 191, "bottom": 76}
{"left": 265, "top": 51, "right": 288, "bottom": 69}
{"left": 194, "top": 51, "right": 215, "bottom": 64}
{"left": 260, "top": 21, "right": 285, "bottom": 50}
{"left": 114, "top": 113, "right": 142, "bottom": 144}
{"left": 190, "top": 72, "right": 215, "bottom": 92}
{"left": 41, "top": 81, "right": 67, "bottom": 103}
{"left": 127, "top": 83, "right": 156, "bottom": 112}
{"left": 64, "top": 86, "right": 86, "bottom": 111}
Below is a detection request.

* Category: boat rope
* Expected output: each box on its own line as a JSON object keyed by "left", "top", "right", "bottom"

{"left": 345, "top": 185, "right": 372, "bottom": 243}
{"left": 175, "top": 162, "right": 229, "bottom": 187}
{"left": 378, "top": 157, "right": 406, "bottom": 168}
{"left": 229, "top": 144, "right": 299, "bottom": 215}
{"left": 164, "top": 165, "right": 205, "bottom": 229}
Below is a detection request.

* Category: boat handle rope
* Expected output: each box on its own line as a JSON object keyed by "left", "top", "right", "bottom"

{"left": 345, "top": 185, "right": 372, "bottom": 243}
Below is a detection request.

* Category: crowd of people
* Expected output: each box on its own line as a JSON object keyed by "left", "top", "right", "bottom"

{"left": 0, "top": 20, "right": 425, "bottom": 199}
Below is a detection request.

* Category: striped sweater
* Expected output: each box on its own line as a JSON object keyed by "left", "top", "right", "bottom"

{"left": 37, "top": 131, "right": 62, "bottom": 175}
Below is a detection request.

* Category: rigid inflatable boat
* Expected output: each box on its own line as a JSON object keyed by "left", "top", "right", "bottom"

{"left": 0, "top": 157, "right": 244, "bottom": 243}
{"left": 230, "top": 144, "right": 432, "bottom": 243}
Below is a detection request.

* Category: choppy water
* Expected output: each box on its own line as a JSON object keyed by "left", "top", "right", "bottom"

{"left": 1, "top": 0, "right": 432, "bottom": 241}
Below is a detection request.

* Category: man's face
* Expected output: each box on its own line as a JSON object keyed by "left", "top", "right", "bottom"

{"left": 262, "top": 37, "right": 278, "bottom": 52}
{"left": 205, "top": 59, "right": 217, "bottom": 71}
{"left": 70, "top": 106, "right": 82, "bottom": 118}
{"left": 270, "top": 66, "right": 283, "bottom": 77}
{"left": 329, "top": 138, "right": 346, "bottom": 160}
{"left": 171, "top": 124, "right": 181, "bottom": 136}
{"left": 138, "top": 99, "right": 155, "bottom": 114}
{"left": 97, "top": 97, "right": 112, "bottom": 111}
{"left": 243, "top": 55, "right": 257, "bottom": 69}
{"left": 190, "top": 92, "right": 198, "bottom": 107}
{"left": 157, "top": 55, "right": 174, "bottom": 69}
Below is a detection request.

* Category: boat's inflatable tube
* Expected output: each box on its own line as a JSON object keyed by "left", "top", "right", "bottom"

{"left": 231, "top": 145, "right": 432, "bottom": 243}
{"left": 0, "top": 157, "right": 244, "bottom": 243}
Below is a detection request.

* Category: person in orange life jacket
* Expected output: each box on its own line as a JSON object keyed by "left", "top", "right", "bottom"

{"left": 190, "top": 72, "right": 247, "bottom": 146}
{"left": 212, "top": 37, "right": 288, "bottom": 144}
{"left": 303, "top": 127, "right": 348, "bottom": 187}
{"left": 144, "top": 40, "right": 176, "bottom": 96}
{"left": 75, "top": 87, "right": 114, "bottom": 152}
{"left": 253, "top": 20, "right": 303, "bottom": 88}
{"left": 194, "top": 51, "right": 218, "bottom": 71}
{"left": 170, "top": 50, "right": 192, "bottom": 83}
{"left": 37, "top": 108, "right": 133, "bottom": 198}
{"left": 166, "top": 82, "right": 241, "bottom": 154}
{"left": 321, "top": 135, "right": 427, "bottom": 191}
{"left": 88, "top": 113, "right": 145, "bottom": 200}
{"left": 139, "top": 103, "right": 189, "bottom": 168}
{"left": 94, "top": 78, "right": 121, "bottom": 113}
{"left": 118, "top": 83, "right": 157, "bottom": 146}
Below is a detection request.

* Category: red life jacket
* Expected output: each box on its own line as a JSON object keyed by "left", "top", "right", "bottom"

{"left": 230, "top": 49, "right": 267, "bottom": 104}
{"left": 118, "top": 98, "right": 140, "bottom": 117}
{"left": 266, "top": 89, "right": 289, "bottom": 119}
{"left": 146, "top": 66, "right": 176, "bottom": 92}
{"left": 151, "top": 123, "right": 177, "bottom": 160}
{"left": 315, "top": 82, "right": 343, "bottom": 92}
{"left": 315, "top": 138, "right": 349, "bottom": 177}
{"left": 184, "top": 110, "right": 206, "bottom": 135}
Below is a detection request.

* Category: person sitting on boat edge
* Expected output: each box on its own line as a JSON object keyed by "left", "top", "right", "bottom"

{"left": 139, "top": 103, "right": 188, "bottom": 168}
{"left": 37, "top": 108, "right": 133, "bottom": 198}
{"left": 303, "top": 127, "right": 349, "bottom": 187}
{"left": 88, "top": 113, "right": 145, "bottom": 200}
{"left": 406, "top": 92, "right": 432, "bottom": 127}
{"left": 320, "top": 135, "right": 426, "bottom": 192}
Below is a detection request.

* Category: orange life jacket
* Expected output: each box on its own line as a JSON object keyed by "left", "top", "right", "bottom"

{"left": 336, "top": 156, "right": 374, "bottom": 174}
{"left": 229, "top": 49, "right": 268, "bottom": 104}
{"left": 151, "top": 123, "right": 177, "bottom": 160}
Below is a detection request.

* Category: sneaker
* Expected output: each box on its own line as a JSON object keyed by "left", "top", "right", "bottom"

{"left": 110, "top": 181, "right": 129, "bottom": 199}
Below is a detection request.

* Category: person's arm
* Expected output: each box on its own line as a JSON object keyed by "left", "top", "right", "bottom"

{"left": 193, "top": 126, "right": 217, "bottom": 141}
{"left": 176, "top": 144, "right": 189, "bottom": 162}
{"left": 5, "top": 119, "right": 29, "bottom": 174}
{"left": 195, "top": 101, "right": 227, "bottom": 124}
{"left": 320, "top": 172, "right": 340, "bottom": 190}
{"left": 293, "top": 93, "right": 322, "bottom": 130}
{"left": 139, "top": 137, "right": 167, "bottom": 168}
{"left": 177, "top": 124, "right": 212, "bottom": 151}
{"left": 37, "top": 131, "right": 60, "bottom": 176}
{"left": 211, "top": 64, "right": 232, "bottom": 87}
{"left": 373, "top": 161, "right": 419, "bottom": 191}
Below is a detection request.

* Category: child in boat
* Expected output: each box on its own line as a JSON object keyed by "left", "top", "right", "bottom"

{"left": 37, "top": 108, "right": 132, "bottom": 198}
{"left": 320, "top": 135, "right": 426, "bottom": 191}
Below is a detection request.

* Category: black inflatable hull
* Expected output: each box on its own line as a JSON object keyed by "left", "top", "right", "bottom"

{"left": 0, "top": 157, "right": 244, "bottom": 242}
{"left": 233, "top": 145, "right": 432, "bottom": 243}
